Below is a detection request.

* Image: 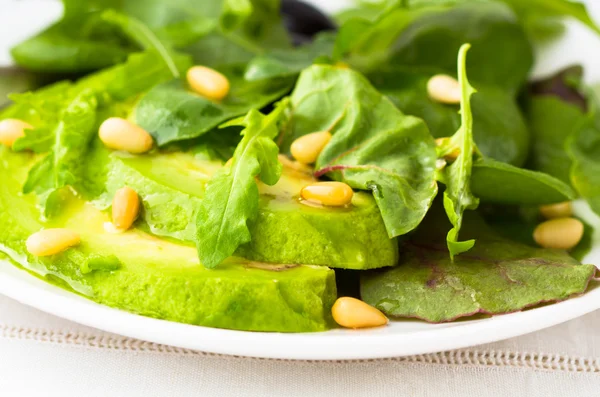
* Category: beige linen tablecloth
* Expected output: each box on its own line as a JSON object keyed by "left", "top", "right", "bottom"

{"left": 1, "top": 294, "right": 599, "bottom": 397}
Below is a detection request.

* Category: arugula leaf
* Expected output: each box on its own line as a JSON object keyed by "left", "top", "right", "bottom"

{"left": 283, "top": 65, "right": 438, "bottom": 238}
{"left": 3, "top": 82, "right": 73, "bottom": 153}
{"left": 360, "top": 208, "right": 597, "bottom": 323}
{"left": 22, "top": 90, "right": 98, "bottom": 216}
{"left": 195, "top": 104, "right": 285, "bottom": 268}
{"left": 440, "top": 43, "right": 479, "bottom": 259}
{"left": 471, "top": 158, "right": 576, "bottom": 205}
{"left": 134, "top": 68, "right": 293, "bottom": 146}
{"left": 5, "top": 50, "right": 186, "bottom": 155}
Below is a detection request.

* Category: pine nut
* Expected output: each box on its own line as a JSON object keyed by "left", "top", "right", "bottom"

{"left": 112, "top": 186, "right": 140, "bottom": 231}
{"left": 301, "top": 181, "right": 353, "bottom": 206}
{"left": 427, "top": 74, "right": 461, "bottom": 104}
{"left": 0, "top": 118, "right": 33, "bottom": 148}
{"left": 533, "top": 217, "right": 583, "bottom": 250}
{"left": 332, "top": 297, "right": 388, "bottom": 329}
{"left": 290, "top": 131, "right": 332, "bottom": 164}
{"left": 26, "top": 228, "right": 80, "bottom": 257}
{"left": 540, "top": 202, "right": 572, "bottom": 219}
{"left": 99, "top": 117, "right": 153, "bottom": 154}
{"left": 187, "top": 66, "right": 230, "bottom": 101}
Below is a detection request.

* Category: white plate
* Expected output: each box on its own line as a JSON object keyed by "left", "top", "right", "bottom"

{"left": 1, "top": 0, "right": 600, "bottom": 361}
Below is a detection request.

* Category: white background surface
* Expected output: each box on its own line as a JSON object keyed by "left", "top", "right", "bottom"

{"left": 2, "top": 0, "right": 600, "bottom": 395}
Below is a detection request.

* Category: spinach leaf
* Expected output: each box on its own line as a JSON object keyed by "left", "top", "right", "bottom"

{"left": 471, "top": 158, "right": 576, "bottom": 205}
{"left": 22, "top": 90, "right": 98, "bottom": 216}
{"left": 195, "top": 105, "right": 285, "bottom": 268}
{"left": 370, "top": 69, "right": 530, "bottom": 166}
{"left": 526, "top": 66, "right": 586, "bottom": 183}
{"left": 283, "top": 65, "right": 438, "bottom": 238}
{"left": 499, "top": 0, "right": 600, "bottom": 39}
{"left": 134, "top": 67, "right": 293, "bottom": 146}
{"left": 11, "top": 15, "right": 136, "bottom": 73}
{"left": 338, "top": 2, "right": 533, "bottom": 92}
{"left": 439, "top": 44, "right": 479, "bottom": 258}
{"left": 360, "top": 208, "right": 597, "bottom": 323}
{"left": 567, "top": 105, "right": 600, "bottom": 216}
{"left": 402, "top": 0, "right": 600, "bottom": 40}
{"left": 99, "top": 10, "right": 181, "bottom": 78}
{"left": 527, "top": 68, "right": 600, "bottom": 218}
{"left": 244, "top": 32, "right": 336, "bottom": 81}
{"left": 11, "top": 0, "right": 287, "bottom": 73}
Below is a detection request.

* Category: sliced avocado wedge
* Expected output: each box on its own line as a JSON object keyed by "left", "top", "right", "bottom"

{"left": 89, "top": 143, "right": 398, "bottom": 270}
{"left": 0, "top": 148, "right": 336, "bottom": 332}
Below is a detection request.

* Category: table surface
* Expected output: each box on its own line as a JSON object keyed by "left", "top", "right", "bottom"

{"left": 1, "top": 294, "right": 600, "bottom": 396}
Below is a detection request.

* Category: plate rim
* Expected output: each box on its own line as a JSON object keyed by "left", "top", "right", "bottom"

{"left": 1, "top": 258, "right": 599, "bottom": 360}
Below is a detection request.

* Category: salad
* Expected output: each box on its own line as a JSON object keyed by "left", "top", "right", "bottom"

{"left": 0, "top": 0, "right": 599, "bottom": 333}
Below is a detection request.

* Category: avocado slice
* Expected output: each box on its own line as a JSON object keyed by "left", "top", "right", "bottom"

{"left": 0, "top": 148, "right": 336, "bottom": 332}
{"left": 88, "top": 143, "right": 398, "bottom": 269}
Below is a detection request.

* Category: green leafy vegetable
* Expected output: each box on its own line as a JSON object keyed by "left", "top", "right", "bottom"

{"left": 567, "top": 104, "right": 600, "bottom": 216}
{"left": 22, "top": 90, "right": 98, "bottom": 216}
{"left": 440, "top": 43, "right": 479, "bottom": 259}
{"left": 370, "top": 69, "right": 530, "bottom": 166}
{"left": 2, "top": 82, "right": 73, "bottom": 153}
{"left": 360, "top": 208, "right": 597, "bottom": 323}
{"left": 11, "top": 0, "right": 288, "bottom": 73}
{"left": 526, "top": 67, "right": 600, "bottom": 217}
{"left": 499, "top": 0, "right": 600, "bottom": 39}
{"left": 283, "top": 65, "right": 438, "bottom": 238}
{"left": 134, "top": 69, "right": 293, "bottom": 146}
{"left": 99, "top": 10, "right": 181, "bottom": 78}
{"left": 526, "top": 66, "right": 587, "bottom": 183}
{"left": 244, "top": 32, "right": 336, "bottom": 81}
{"left": 195, "top": 104, "right": 285, "bottom": 268}
{"left": 338, "top": 2, "right": 533, "bottom": 92}
{"left": 471, "top": 158, "right": 576, "bottom": 205}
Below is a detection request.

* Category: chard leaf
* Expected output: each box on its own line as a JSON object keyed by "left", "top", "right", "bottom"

{"left": 195, "top": 105, "right": 285, "bottom": 268}
{"left": 22, "top": 90, "right": 98, "bottom": 216}
{"left": 360, "top": 209, "right": 597, "bottom": 323}
{"left": 134, "top": 69, "right": 293, "bottom": 146}
{"left": 441, "top": 43, "right": 479, "bottom": 259}
{"left": 284, "top": 65, "right": 438, "bottom": 238}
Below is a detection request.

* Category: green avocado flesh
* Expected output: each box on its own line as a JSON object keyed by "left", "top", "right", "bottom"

{"left": 89, "top": 144, "right": 398, "bottom": 270}
{"left": 0, "top": 148, "right": 337, "bottom": 332}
